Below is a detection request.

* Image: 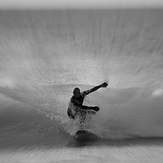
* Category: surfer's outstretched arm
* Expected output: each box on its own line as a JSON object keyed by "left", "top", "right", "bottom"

{"left": 83, "top": 82, "right": 108, "bottom": 96}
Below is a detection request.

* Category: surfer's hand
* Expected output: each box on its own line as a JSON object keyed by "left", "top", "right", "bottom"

{"left": 101, "top": 82, "right": 108, "bottom": 87}
{"left": 93, "top": 106, "right": 100, "bottom": 112}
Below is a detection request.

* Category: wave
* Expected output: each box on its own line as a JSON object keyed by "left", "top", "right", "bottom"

{"left": 0, "top": 83, "right": 163, "bottom": 142}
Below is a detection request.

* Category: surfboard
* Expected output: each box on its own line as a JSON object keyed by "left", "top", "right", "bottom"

{"left": 75, "top": 129, "right": 99, "bottom": 141}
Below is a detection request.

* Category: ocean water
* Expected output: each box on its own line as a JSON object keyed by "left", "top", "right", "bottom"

{"left": 0, "top": 9, "right": 163, "bottom": 162}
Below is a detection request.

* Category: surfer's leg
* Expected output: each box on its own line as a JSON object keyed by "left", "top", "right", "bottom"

{"left": 80, "top": 110, "right": 86, "bottom": 127}
{"left": 76, "top": 107, "right": 87, "bottom": 129}
{"left": 80, "top": 119, "right": 85, "bottom": 129}
{"left": 78, "top": 106, "right": 99, "bottom": 129}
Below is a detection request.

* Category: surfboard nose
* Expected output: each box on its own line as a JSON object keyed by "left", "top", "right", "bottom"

{"left": 75, "top": 130, "right": 99, "bottom": 142}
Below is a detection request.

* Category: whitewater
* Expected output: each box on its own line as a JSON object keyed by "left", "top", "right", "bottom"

{"left": 0, "top": 9, "right": 163, "bottom": 162}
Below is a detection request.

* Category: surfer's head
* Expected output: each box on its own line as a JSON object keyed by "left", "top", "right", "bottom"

{"left": 73, "top": 87, "right": 81, "bottom": 97}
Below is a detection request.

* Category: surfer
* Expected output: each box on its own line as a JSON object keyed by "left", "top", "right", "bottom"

{"left": 67, "top": 82, "right": 108, "bottom": 121}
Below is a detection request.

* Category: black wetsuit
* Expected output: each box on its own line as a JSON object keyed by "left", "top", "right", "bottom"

{"left": 67, "top": 88, "right": 100, "bottom": 119}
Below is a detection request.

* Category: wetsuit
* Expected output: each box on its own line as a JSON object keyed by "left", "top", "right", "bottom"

{"left": 67, "top": 87, "right": 101, "bottom": 119}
